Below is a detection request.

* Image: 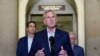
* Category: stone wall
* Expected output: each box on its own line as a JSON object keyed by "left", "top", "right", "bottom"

{"left": 85, "top": 0, "right": 100, "bottom": 56}
{"left": 0, "top": 0, "right": 18, "bottom": 56}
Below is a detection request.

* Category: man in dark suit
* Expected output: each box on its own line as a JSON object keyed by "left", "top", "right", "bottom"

{"left": 16, "top": 21, "right": 37, "bottom": 56}
{"left": 69, "top": 32, "right": 84, "bottom": 56}
{"left": 30, "top": 10, "right": 74, "bottom": 56}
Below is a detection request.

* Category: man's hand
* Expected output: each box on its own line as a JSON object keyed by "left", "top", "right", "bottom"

{"left": 59, "top": 46, "right": 68, "bottom": 56}
{"left": 35, "top": 48, "right": 45, "bottom": 56}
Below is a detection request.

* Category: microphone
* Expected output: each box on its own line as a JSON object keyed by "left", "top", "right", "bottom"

{"left": 49, "top": 36, "right": 55, "bottom": 56}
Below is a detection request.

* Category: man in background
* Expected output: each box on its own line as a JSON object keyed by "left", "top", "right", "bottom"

{"left": 69, "top": 32, "right": 84, "bottom": 56}
{"left": 16, "top": 21, "right": 37, "bottom": 56}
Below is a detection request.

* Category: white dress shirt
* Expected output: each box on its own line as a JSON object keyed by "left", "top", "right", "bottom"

{"left": 28, "top": 36, "right": 33, "bottom": 53}
{"left": 47, "top": 28, "right": 56, "bottom": 51}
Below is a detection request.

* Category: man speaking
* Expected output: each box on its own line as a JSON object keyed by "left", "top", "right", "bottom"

{"left": 30, "top": 10, "right": 74, "bottom": 56}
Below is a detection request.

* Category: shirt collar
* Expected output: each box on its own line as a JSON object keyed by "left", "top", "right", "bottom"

{"left": 47, "top": 28, "right": 56, "bottom": 33}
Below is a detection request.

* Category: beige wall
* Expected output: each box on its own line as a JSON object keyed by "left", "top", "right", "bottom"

{"left": 0, "top": 0, "right": 18, "bottom": 56}
{"left": 85, "top": 0, "right": 100, "bottom": 56}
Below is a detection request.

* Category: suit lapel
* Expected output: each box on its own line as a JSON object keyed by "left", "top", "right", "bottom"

{"left": 43, "top": 29, "right": 51, "bottom": 55}
{"left": 54, "top": 29, "right": 62, "bottom": 52}
{"left": 54, "top": 29, "right": 60, "bottom": 42}
{"left": 24, "top": 36, "right": 28, "bottom": 56}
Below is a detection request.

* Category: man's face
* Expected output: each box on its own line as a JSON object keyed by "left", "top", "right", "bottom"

{"left": 27, "top": 23, "right": 36, "bottom": 34}
{"left": 43, "top": 12, "right": 57, "bottom": 28}
{"left": 69, "top": 34, "right": 76, "bottom": 45}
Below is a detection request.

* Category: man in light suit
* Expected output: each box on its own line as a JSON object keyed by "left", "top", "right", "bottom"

{"left": 30, "top": 10, "right": 74, "bottom": 56}
{"left": 69, "top": 32, "right": 84, "bottom": 56}
{"left": 16, "top": 21, "right": 37, "bottom": 56}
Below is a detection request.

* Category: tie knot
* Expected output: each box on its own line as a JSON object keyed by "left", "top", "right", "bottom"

{"left": 49, "top": 36, "right": 54, "bottom": 46}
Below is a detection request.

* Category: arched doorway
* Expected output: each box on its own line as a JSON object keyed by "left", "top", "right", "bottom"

{"left": 18, "top": 0, "right": 85, "bottom": 51}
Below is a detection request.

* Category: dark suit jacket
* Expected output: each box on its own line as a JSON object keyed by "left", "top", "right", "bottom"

{"left": 72, "top": 44, "right": 84, "bottom": 56}
{"left": 16, "top": 35, "right": 37, "bottom": 56}
{"left": 29, "top": 28, "right": 74, "bottom": 56}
